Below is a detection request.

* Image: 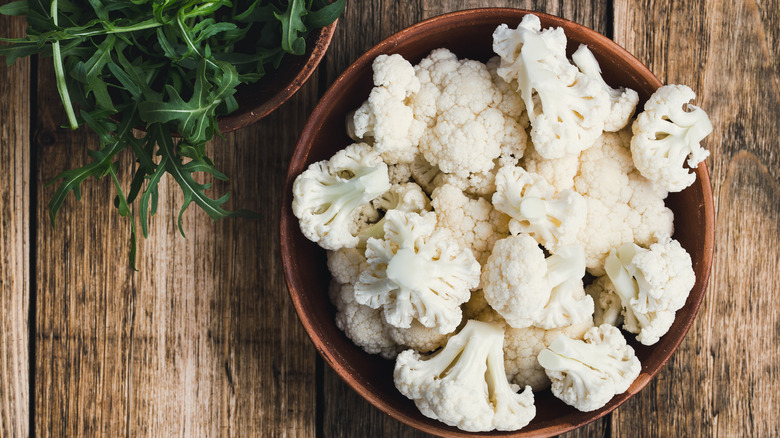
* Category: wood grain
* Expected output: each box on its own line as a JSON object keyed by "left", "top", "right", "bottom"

{"left": 32, "top": 40, "right": 319, "bottom": 438}
{"left": 613, "top": 0, "right": 780, "bottom": 436}
{"left": 0, "top": 14, "right": 29, "bottom": 438}
{"left": 34, "top": 57, "right": 136, "bottom": 437}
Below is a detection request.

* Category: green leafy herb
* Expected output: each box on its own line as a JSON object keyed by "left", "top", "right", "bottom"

{"left": 0, "top": 0, "right": 345, "bottom": 269}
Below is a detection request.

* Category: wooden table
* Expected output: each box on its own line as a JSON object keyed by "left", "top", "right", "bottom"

{"left": 1, "top": 1, "right": 778, "bottom": 436}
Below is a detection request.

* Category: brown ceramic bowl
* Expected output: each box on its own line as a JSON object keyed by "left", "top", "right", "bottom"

{"left": 216, "top": 20, "right": 338, "bottom": 133}
{"left": 281, "top": 8, "right": 715, "bottom": 437}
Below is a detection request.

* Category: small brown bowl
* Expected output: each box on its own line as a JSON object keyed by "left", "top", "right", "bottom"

{"left": 216, "top": 20, "right": 338, "bottom": 133}
{"left": 282, "top": 8, "right": 715, "bottom": 437}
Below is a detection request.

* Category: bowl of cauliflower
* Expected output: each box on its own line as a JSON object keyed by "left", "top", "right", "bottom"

{"left": 281, "top": 8, "right": 715, "bottom": 437}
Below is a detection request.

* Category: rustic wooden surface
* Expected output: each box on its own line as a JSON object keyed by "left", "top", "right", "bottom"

{"left": 0, "top": 0, "right": 777, "bottom": 437}
{"left": 0, "top": 13, "right": 29, "bottom": 438}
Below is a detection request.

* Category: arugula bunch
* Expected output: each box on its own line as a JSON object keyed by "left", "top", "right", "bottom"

{"left": 0, "top": 0, "right": 344, "bottom": 268}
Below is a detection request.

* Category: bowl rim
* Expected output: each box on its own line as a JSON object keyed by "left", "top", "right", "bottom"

{"left": 281, "top": 7, "right": 715, "bottom": 437}
{"left": 216, "top": 19, "right": 339, "bottom": 133}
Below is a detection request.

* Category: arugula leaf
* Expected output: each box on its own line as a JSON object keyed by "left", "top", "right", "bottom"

{"left": 274, "top": 0, "right": 308, "bottom": 55}
{"left": 154, "top": 124, "right": 257, "bottom": 238}
{"left": 0, "top": 0, "right": 344, "bottom": 267}
{"left": 0, "top": 1, "right": 29, "bottom": 16}
{"left": 138, "top": 60, "right": 240, "bottom": 144}
{"left": 306, "top": 0, "right": 345, "bottom": 29}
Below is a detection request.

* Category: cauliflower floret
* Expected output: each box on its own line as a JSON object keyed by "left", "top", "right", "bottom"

{"left": 571, "top": 45, "right": 639, "bottom": 132}
{"left": 626, "top": 170, "right": 674, "bottom": 247}
{"left": 327, "top": 247, "right": 368, "bottom": 285}
{"left": 329, "top": 281, "right": 400, "bottom": 359}
{"left": 387, "top": 162, "right": 413, "bottom": 184}
{"left": 292, "top": 143, "right": 391, "bottom": 250}
{"left": 486, "top": 56, "right": 527, "bottom": 121}
{"left": 416, "top": 50, "right": 506, "bottom": 177}
{"left": 577, "top": 198, "right": 637, "bottom": 276}
{"left": 573, "top": 133, "right": 673, "bottom": 275}
{"left": 356, "top": 182, "right": 431, "bottom": 245}
{"left": 521, "top": 145, "right": 580, "bottom": 192}
{"left": 481, "top": 235, "right": 593, "bottom": 329}
{"left": 387, "top": 320, "right": 450, "bottom": 353}
{"left": 431, "top": 183, "right": 507, "bottom": 265}
{"left": 586, "top": 275, "right": 624, "bottom": 327}
{"left": 412, "top": 48, "right": 458, "bottom": 126}
{"left": 493, "top": 165, "right": 586, "bottom": 253}
{"left": 538, "top": 324, "right": 641, "bottom": 412}
{"left": 355, "top": 211, "right": 480, "bottom": 334}
{"left": 394, "top": 320, "right": 536, "bottom": 432}
{"left": 440, "top": 170, "right": 498, "bottom": 198}
{"left": 409, "top": 154, "right": 441, "bottom": 195}
{"left": 486, "top": 55, "right": 529, "bottom": 164}
{"left": 604, "top": 235, "right": 696, "bottom": 345}
{"left": 421, "top": 105, "right": 505, "bottom": 177}
{"left": 349, "top": 55, "right": 425, "bottom": 164}
{"left": 630, "top": 84, "right": 713, "bottom": 192}
{"left": 480, "top": 235, "right": 548, "bottom": 328}
{"left": 533, "top": 245, "right": 595, "bottom": 329}
{"left": 493, "top": 14, "right": 609, "bottom": 159}
{"left": 575, "top": 133, "right": 635, "bottom": 205}
{"left": 497, "top": 117, "right": 528, "bottom": 167}
{"left": 477, "top": 305, "right": 593, "bottom": 391}
{"left": 410, "top": 154, "right": 498, "bottom": 198}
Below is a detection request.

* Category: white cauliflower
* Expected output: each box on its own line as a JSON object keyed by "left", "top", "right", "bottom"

{"left": 586, "top": 275, "right": 624, "bottom": 327}
{"left": 604, "top": 235, "right": 696, "bottom": 345}
{"left": 349, "top": 54, "right": 425, "bottom": 164}
{"left": 416, "top": 49, "right": 506, "bottom": 177}
{"left": 387, "top": 162, "right": 413, "bottom": 184}
{"left": 480, "top": 235, "right": 548, "bottom": 328}
{"left": 533, "top": 245, "right": 595, "bottom": 330}
{"left": 481, "top": 235, "right": 593, "bottom": 329}
{"left": 387, "top": 320, "right": 450, "bottom": 353}
{"left": 434, "top": 169, "right": 498, "bottom": 198}
{"left": 575, "top": 132, "right": 635, "bottom": 206}
{"left": 355, "top": 210, "right": 480, "bottom": 334}
{"left": 327, "top": 247, "right": 368, "bottom": 285}
{"left": 290, "top": 26, "right": 711, "bottom": 432}
{"left": 486, "top": 56, "right": 527, "bottom": 121}
{"left": 493, "top": 165, "right": 586, "bottom": 253}
{"left": 394, "top": 320, "right": 536, "bottom": 432}
{"left": 409, "top": 154, "right": 441, "bottom": 195}
{"left": 477, "top": 305, "right": 594, "bottom": 391}
{"left": 493, "top": 14, "right": 610, "bottom": 159}
{"left": 486, "top": 55, "right": 529, "bottom": 165}
{"left": 630, "top": 84, "right": 713, "bottom": 192}
{"left": 521, "top": 144, "right": 580, "bottom": 192}
{"left": 626, "top": 170, "right": 675, "bottom": 247}
{"left": 292, "top": 142, "right": 391, "bottom": 250}
{"left": 571, "top": 44, "right": 639, "bottom": 132}
{"left": 356, "top": 182, "right": 430, "bottom": 245}
{"left": 329, "top": 281, "right": 400, "bottom": 359}
{"left": 538, "top": 324, "right": 641, "bottom": 412}
{"left": 431, "top": 183, "right": 507, "bottom": 265}
{"left": 573, "top": 133, "right": 673, "bottom": 275}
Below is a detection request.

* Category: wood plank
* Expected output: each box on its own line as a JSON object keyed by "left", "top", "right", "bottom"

{"left": 0, "top": 14, "right": 30, "bottom": 438}
{"left": 34, "top": 41, "right": 319, "bottom": 438}
{"left": 612, "top": 0, "right": 780, "bottom": 436}
{"left": 320, "top": 1, "right": 611, "bottom": 437}
{"left": 34, "top": 59, "right": 136, "bottom": 438}
{"left": 127, "top": 81, "right": 319, "bottom": 437}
